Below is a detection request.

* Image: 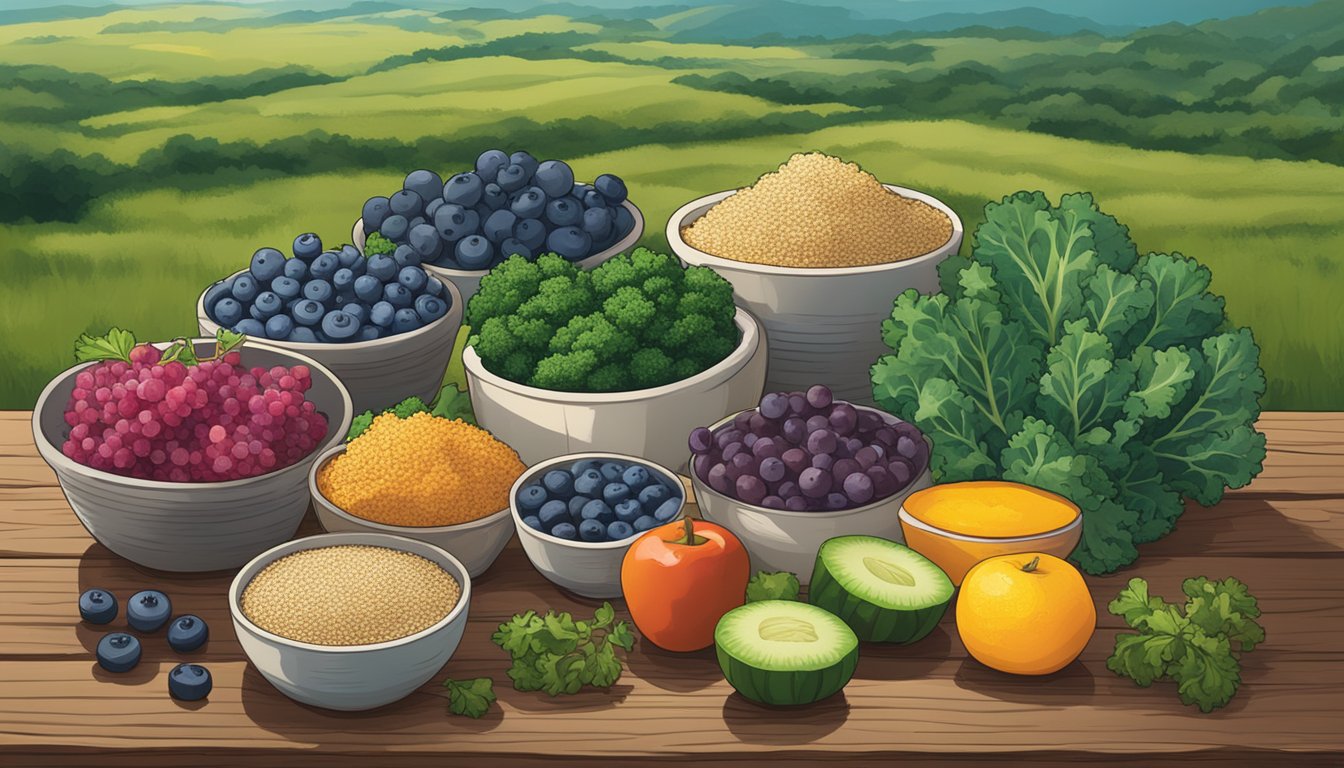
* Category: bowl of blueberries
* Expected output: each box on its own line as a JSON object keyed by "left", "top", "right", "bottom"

{"left": 687, "top": 385, "right": 933, "bottom": 584}
{"left": 196, "top": 233, "right": 463, "bottom": 414}
{"left": 510, "top": 452, "right": 685, "bottom": 599}
{"left": 353, "top": 149, "right": 643, "bottom": 302}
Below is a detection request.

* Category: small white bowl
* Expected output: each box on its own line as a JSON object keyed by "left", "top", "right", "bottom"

{"left": 309, "top": 443, "right": 516, "bottom": 578}
{"left": 668, "top": 185, "right": 963, "bottom": 406}
{"left": 354, "top": 197, "right": 645, "bottom": 302}
{"left": 464, "top": 307, "right": 767, "bottom": 472}
{"left": 509, "top": 452, "right": 686, "bottom": 599}
{"left": 229, "top": 531, "right": 471, "bottom": 712}
{"left": 31, "top": 339, "right": 352, "bottom": 573}
{"left": 197, "top": 270, "right": 463, "bottom": 415}
{"left": 689, "top": 405, "right": 933, "bottom": 585}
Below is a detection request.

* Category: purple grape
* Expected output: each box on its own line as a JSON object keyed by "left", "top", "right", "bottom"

{"left": 812, "top": 453, "right": 834, "bottom": 471}
{"left": 806, "top": 384, "right": 833, "bottom": 410}
{"left": 736, "top": 475, "right": 767, "bottom": 505}
{"left": 825, "top": 492, "right": 849, "bottom": 511}
{"left": 829, "top": 404, "right": 857, "bottom": 435}
{"left": 870, "top": 443, "right": 886, "bottom": 461}
{"left": 777, "top": 480, "right": 799, "bottom": 499}
{"left": 759, "top": 456, "right": 786, "bottom": 483}
{"left": 689, "top": 427, "right": 714, "bottom": 454}
{"left": 858, "top": 410, "right": 882, "bottom": 433}
{"left": 788, "top": 394, "right": 810, "bottom": 416}
{"left": 845, "top": 437, "right": 864, "bottom": 454}
{"left": 833, "top": 439, "right": 853, "bottom": 459}
{"left": 806, "top": 415, "right": 829, "bottom": 434}
{"left": 866, "top": 465, "right": 896, "bottom": 498}
{"left": 896, "top": 435, "right": 919, "bottom": 460}
{"left": 727, "top": 452, "right": 756, "bottom": 481}
{"left": 761, "top": 495, "right": 785, "bottom": 510}
{"left": 759, "top": 392, "right": 788, "bottom": 420}
{"left": 716, "top": 428, "right": 744, "bottom": 449}
{"left": 708, "top": 463, "right": 731, "bottom": 494}
{"left": 843, "top": 472, "right": 875, "bottom": 505}
{"left": 782, "top": 418, "right": 807, "bottom": 444}
{"left": 751, "top": 436, "right": 780, "bottom": 460}
{"left": 875, "top": 427, "right": 897, "bottom": 446}
{"left": 743, "top": 433, "right": 758, "bottom": 449}
{"left": 781, "top": 448, "right": 809, "bottom": 475}
{"left": 831, "top": 458, "right": 861, "bottom": 485}
{"left": 855, "top": 446, "right": 879, "bottom": 470}
{"left": 889, "top": 459, "right": 913, "bottom": 487}
{"left": 694, "top": 453, "right": 714, "bottom": 482}
{"left": 807, "top": 429, "right": 838, "bottom": 456}
{"left": 785, "top": 496, "right": 809, "bottom": 512}
{"left": 798, "top": 467, "right": 832, "bottom": 498}
{"left": 733, "top": 412, "right": 753, "bottom": 432}
{"left": 722, "top": 441, "right": 746, "bottom": 463}
{"left": 748, "top": 412, "right": 777, "bottom": 437}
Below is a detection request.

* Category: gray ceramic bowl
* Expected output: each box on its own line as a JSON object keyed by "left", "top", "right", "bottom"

{"left": 229, "top": 532, "right": 470, "bottom": 711}
{"left": 510, "top": 451, "right": 685, "bottom": 598}
{"left": 197, "top": 270, "right": 462, "bottom": 415}
{"left": 309, "top": 443, "right": 517, "bottom": 578}
{"left": 31, "top": 339, "right": 352, "bottom": 572}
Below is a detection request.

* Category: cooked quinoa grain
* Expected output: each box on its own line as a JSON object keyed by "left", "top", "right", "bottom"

{"left": 242, "top": 545, "right": 461, "bottom": 646}
{"left": 681, "top": 152, "right": 953, "bottom": 268}
{"left": 317, "top": 412, "right": 525, "bottom": 527}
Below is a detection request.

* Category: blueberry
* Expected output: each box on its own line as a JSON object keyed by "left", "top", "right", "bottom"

{"left": 547, "top": 226, "right": 592, "bottom": 260}
{"left": 551, "top": 521, "right": 578, "bottom": 540}
{"left": 408, "top": 223, "right": 443, "bottom": 261}
{"left": 343, "top": 302, "right": 368, "bottom": 325}
{"left": 517, "top": 483, "right": 548, "bottom": 512}
{"left": 572, "top": 182, "right": 594, "bottom": 199}
{"left": 303, "top": 279, "right": 334, "bottom": 306}
{"left": 509, "top": 150, "right": 539, "bottom": 180}
{"left": 582, "top": 190, "right": 606, "bottom": 210}
{"left": 203, "top": 279, "right": 233, "bottom": 314}
{"left": 544, "top": 196, "right": 583, "bottom": 228}
{"left": 533, "top": 159, "right": 575, "bottom": 198}
{"left": 434, "top": 204, "right": 480, "bottom": 243}
{"left": 495, "top": 164, "right": 527, "bottom": 193}
{"left": 392, "top": 308, "right": 421, "bottom": 334}
{"left": 414, "top": 294, "right": 448, "bottom": 324}
{"left": 633, "top": 515, "right": 658, "bottom": 533}
{"left": 167, "top": 615, "right": 209, "bottom": 653}
{"left": 425, "top": 276, "right": 446, "bottom": 297}
{"left": 573, "top": 468, "right": 604, "bottom": 496}
{"left": 265, "top": 314, "right": 294, "bottom": 339}
{"left": 638, "top": 483, "right": 673, "bottom": 507}
{"left": 480, "top": 182, "right": 507, "bottom": 211}
{"left": 579, "top": 519, "right": 605, "bottom": 542}
{"left": 424, "top": 198, "right": 445, "bottom": 219}
{"left": 362, "top": 197, "right": 391, "bottom": 231}
{"left": 393, "top": 244, "right": 422, "bottom": 269}
{"left": 250, "top": 247, "right": 286, "bottom": 283}
{"left": 538, "top": 499, "right": 569, "bottom": 529}
{"left": 483, "top": 209, "right": 517, "bottom": 244}
{"left": 283, "top": 256, "right": 309, "bottom": 282}
{"left": 594, "top": 173, "right": 627, "bottom": 204}
{"left": 606, "top": 520, "right": 634, "bottom": 541}
{"left": 612, "top": 205, "right": 636, "bottom": 239}
{"left": 321, "top": 310, "right": 360, "bottom": 340}
{"left": 383, "top": 282, "right": 413, "bottom": 308}
{"left": 292, "top": 233, "right": 323, "bottom": 261}
{"left": 357, "top": 325, "right": 381, "bottom": 341}
{"left": 79, "top": 589, "right": 118, "bottom": 625}
{"left": 603, "top": 482, "right": 631, "bottom": 506}
{"left": 340, "top": 244, "right": 363, "bottom": 266}
{"left": 367, "top": 253, "right": 398, "bottom": 282}
{"left": 288, "top": 326, "right": 318, "bottom": 343}
{"left": 332, "top": 268, "right": 356, "bottom": 295}
{"left": 231, "top": 274, "right": 259, "bottom": 303}
{"left": 443, "top": 172, "right": 484, "bottom": 208}
{"left": 599, "top": 462, "right": 625, "bottom": 483}
{"left": 398, "top": 265, "right": 428, "bottom": 293}
{"left": 509, "top": 186, "right": 546, "bottom": 220}
{"left": 127, "top": 589, "right": 171, "bottom": 633}
{"left": 515, "top": 218, "right": 547, "bottom": 251}
{"left": 475, "top": 149, "right": 509, "bottom": 181}
{"left": 571, "top": 459, "right": 602, "bottom": 475}
{"left": 581, "top": 499, "right": 615, "bottom": 525}
{"left": 96, "top": 632, "right": 141, "bottom": 673}
{"left": 369, "top": 301, "right": 395, "bottom": 328}
{"left": 522, "top": 515, "right": 543, "bottom": 531}
{"left": 234, "top": 318, "right": 265, "bottom": 337}
{"left": 212, "top": 297, "right": 243, "bottom": 327}
{"left": 582, "top": 207, "right": 613, "bottom": 242}
{"left": 456, "top": 235, "right": 492, "bottom": 269}
{"left": 292, "top": 299, "right": 324, "bottom": 327}
{"left": 309, "top": 253, "right": 338, "bottom": 281}
{"left": 621, "top": 464, "right": 651, "bottom": 491}
{"left": 403, "top": 169, "right": 443, "bottom": 205}
{"left": 347, "top": 255, "right": 367, "bottom": 277}
{"left": 168, "top": 663, "right": 212, "bottom": 702}
{"left": 543, "top": 470, "right": 575, "bottom": 499}
{"left": 567, "top": 495, "right": 591, "bottom": 518}
{"left": 268, "top": 278, "right": 300, "bottom": 304}
{"left": 380, "top": 214, "right": 409, "bottom": 243}
{"left": 653, "top": 498, "right": 681, "bottom": 522}
{"left": 614, "top": 498, "right": 642, "bottom": 524}
{"left": 389, "top": 189, "right": 424, "bottom": 219}
{"left": 353, "top": 274, "right": 383, "bottom": 303}
{"left": 499, "top": 238, "right": 531, "bottom": 260}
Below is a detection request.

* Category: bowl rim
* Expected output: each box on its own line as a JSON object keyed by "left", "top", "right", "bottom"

{"left": 31, "top": 338, "right": 352, "bottom": 491}
{"left": 509, "top": 451, "right": 686, "bottom": 551}
{"left": 309, "top": 442, "right": 514, "bottom": 533}
{"left": 688, "top": 402, "right": 932, "bottom": 519}
{"left": 358, "top": 197, "right": 645, "bottom": 277}
{"left": 196, "top": 268, "right": 463, "bottom": 352}
{"left": 228, "top": 531, "right": 472, "bottom": 653}
{"left": 463, "top": 306, "right": 761, "bottom": 404}
{"left": 667, "top": 184, "right": 964, "bottom": 277}
{"left": 897, "top": 487, "right": 1084, "bottom": 543}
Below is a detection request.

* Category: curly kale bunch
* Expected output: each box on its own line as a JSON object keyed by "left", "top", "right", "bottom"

{"left": 466, "top": 248, "right": 738, "bottom": 392}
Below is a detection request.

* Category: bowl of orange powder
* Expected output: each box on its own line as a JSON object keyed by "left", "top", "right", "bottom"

{"left": 310, "top": 411, "right": 526, "bottom": 577}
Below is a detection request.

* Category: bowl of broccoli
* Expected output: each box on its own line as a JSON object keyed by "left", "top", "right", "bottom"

{"left": 461, "top": 250, "right": 767, "bottom": 470}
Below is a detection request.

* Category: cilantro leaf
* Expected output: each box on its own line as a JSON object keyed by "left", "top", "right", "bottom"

{"left": 74, "top": 327, "right": 137, "bottom": 364}
{"left": 443, "top": 677, "right": 495, "bottom": 719}
{"left": 607, "top": 620, "right": 635, "bottom": 652}
{"left": 505, "top": 652, "right": 547, "bottom": 692}
{"left": 493, "top": 605, "right": 633, "bottom": 696}
{"left": 492, "top": 611, "right": 543, "bottom": 657}
{"left": 580, "top": 643, "right": 623, "bottom": 689}
{"left": 1171, "top": 629, "right": 1240, "bottom": 713}
{"left": 746, "top": 571, "right": 801, "bottom": 603}
{"left": 592, "top": 602, "right": 615, "bottom": 629}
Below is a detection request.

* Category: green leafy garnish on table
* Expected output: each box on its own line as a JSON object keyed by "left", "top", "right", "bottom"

{"left": 1106, "top": 576, "right": 1264, "bottom": 712}
{"left": 746, "top": 570, "right": 801, "bottom": 602}
{"left": 492, "top": 602, "right": 635, "bottom": 696}
{"left": 443, "top": 677, "right": 496, "bottom": 719}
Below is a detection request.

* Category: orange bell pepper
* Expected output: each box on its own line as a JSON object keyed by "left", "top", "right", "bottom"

{"left": 621, "top": 518, "right": 750, "bottom": 652}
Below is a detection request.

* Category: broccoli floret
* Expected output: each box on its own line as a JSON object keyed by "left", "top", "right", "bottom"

{"left": 517, "top": 275, "right": 596, "bottom": 322}
{"left": 506, "top": 315, "right": 554, "bottom": 354}
{"left": 473, "top": 316, "right": 520, "bottom": 361}
{"left": 603, "top": 285, "right": 657, "bottom": 333}
{"left": 630, "top": 347, "right": 674, "bottom": 389}
{"left": 552, "top": 314, "right": 636, "bottom": 363}
{"left": 531, "top": 349, "right": 599, "bottom": 391}
{"left": 346, "top": 410, "right": 375, "bottom": 441}
{"left": 363, "top": 232, "right": 395, "bottom": 257}
{"left": 588, "top": 363, "right": 628, "bottom": 392}
{"left": 500, "top": 349, "right": 539, "bottom": 383}
{"left": 672, "top": 357, "right": 701, "bottom": 381}
{"left": 642, "top": 275, "right": 678, "bottom": 311}
{"left": 391, "top": 396, "right": 430, "bottom": 419}
{"left": 536, "top": 253, "right": 579, "bottom": 280}
{"left": 467, "top": 255, "right": 543, "bottom": 327}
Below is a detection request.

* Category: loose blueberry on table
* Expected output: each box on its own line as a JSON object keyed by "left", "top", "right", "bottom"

{"left": 78, "top": 588, "right": 118, "bottom": 625}
{"left": 167, "top": 615, "right": 209, "bottom": 653}
{"left": 168, "top": 663, "right": 213, "bottom": 701}
{"left": 96, "top": 633, "right": 142, "bottom": 673}
{"left": 126, "top": 589, "right": 172, "bottom": 633}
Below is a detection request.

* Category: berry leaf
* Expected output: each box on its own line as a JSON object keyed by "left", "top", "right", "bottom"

{"left": 74, "top": 327, "right": 137, "bottom": 364}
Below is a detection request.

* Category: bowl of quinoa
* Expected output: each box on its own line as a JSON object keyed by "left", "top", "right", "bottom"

{"left": 229, "top": 531, "right": 471, "bottom": 711}
{"left": 310, "top": 411, "right": 526, "bottom": 578}
{"left": 667, "top": 152, "right": 963, "bottom": 405}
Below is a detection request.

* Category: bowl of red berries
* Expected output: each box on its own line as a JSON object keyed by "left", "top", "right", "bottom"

{"left": 31, "top": 328, "right": 352, "bottom": 572}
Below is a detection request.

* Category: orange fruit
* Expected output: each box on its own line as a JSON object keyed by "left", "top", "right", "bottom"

{"left": 955, "top": 552, "right": 1095, "bottom": 675}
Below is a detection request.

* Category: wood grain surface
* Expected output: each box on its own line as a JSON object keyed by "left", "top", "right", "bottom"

{"left": 1, "top": 410, "right": 1341, "bottom": 766}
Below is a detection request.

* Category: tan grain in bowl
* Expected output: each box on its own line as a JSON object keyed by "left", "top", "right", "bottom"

{"left": 240, "top": 544, "right": 461, "bottom": 646}
{"left": 680, "top": 152, "right": 953, "bottom": 268}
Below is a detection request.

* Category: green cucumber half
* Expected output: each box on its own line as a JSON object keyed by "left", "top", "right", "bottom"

{"left": 714, "top": 600, "right": 858, "bottom": 706}
{"left": 808, "top": 535, "right": 953, "bottom": 644}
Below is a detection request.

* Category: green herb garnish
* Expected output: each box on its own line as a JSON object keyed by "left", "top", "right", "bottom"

{"left": 746, "top": 570, "right": 801, "bottom": 603}
{"left": 443, "top": 677, "right": 496, "bottom": 719}
{"left": 491, "top": 602, "right": 635, "bottom": 696}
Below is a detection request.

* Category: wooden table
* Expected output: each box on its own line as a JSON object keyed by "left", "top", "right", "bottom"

{"left": 3, "top": 411, "right": 1342, "bottom": 767}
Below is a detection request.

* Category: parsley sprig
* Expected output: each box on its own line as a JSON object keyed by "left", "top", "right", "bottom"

{"left": 443, "top": 677, "right": 496, "bottom": 719}
{"left": 491, "top": 602, "right": 635, "bottom": 696}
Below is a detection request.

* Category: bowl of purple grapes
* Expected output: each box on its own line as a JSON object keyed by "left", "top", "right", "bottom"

{"left": 687, "top": 384, "right": 932, "bottom": 583}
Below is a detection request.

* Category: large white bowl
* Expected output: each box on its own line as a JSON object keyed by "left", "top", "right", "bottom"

{"left": 509, "top": 452, "right": 685, "bottom": 598}
{"left": 667, "top": 185, "right": 963, "bottom": 406}
{"left": 463, "top": 307, "right": 767, "bottom": 471}
{"left": 354, "top": 197, "right": 644, "bottom": 303}
{"left": 690, "top": 405, "right": 933, "bottom": 584}
{"left": 197, "top": 270, "right": 462, "bottom": 415}
{"left": 309, "top": 443, "right": 517, "bottom": 578}
{"left": 229, "top": 532, "right": 470, "bottom": 711}
{"left": 31, "top": 339, "right": 352, "bottom": 572}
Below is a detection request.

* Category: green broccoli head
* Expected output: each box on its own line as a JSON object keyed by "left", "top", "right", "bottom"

{"left": 551, "top": 314, "right": 637, "bottom": 363}
{"left": 517, "top": 275, "right": 596, "bottom": 323}
{"left": 590, "top": 247, "right": 682, "bottom": 298}
{"left": 363, "top": 232, "right": 396, "bottom": 257}
{"left": 346, "top": 410, "right": 375, "bottom": 441}
{"left": 603, "top": 285, "right": 657, "bottom": 333}
{"left": 588, "top": 363, "right": 628, "bottom": 392}
{"left": 629, "top": 347, "right": 674, "bottom": 389}
{"left": 467, "top": 254, "right": 544, "bottom": 327}
{"left": 531, "top": 349, "right": 599, "bottom": 391}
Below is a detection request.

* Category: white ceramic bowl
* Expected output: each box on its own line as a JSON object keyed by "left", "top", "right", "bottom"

{"left": 667, "top": 185, "right": 963, "bottom": 406}
{"left": 464, "top": 307, "right": 767, "bottom": 471}
{"left": 197, "top": 270, "right": 462, "bottom": 415}
{"left": 309, "top": 443, "right": 516, "bottom": 578}
{"left": 689, "top": 405, "right": 933, "bottom": 585}
{"left": 229, "top": 532, "right": 471, "bottom": 711}
{"left": 510, "top": 452, "right": 686, "bottom": 598}
{"left": 31, "top": 339, "right": 352, "bottom": 572}
{"left": 354, "top": 198, "right": 644, "bottom": 303}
